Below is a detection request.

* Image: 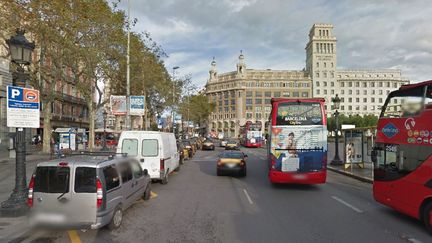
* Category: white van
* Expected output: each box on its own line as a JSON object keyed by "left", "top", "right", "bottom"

{"left": 116, "top": 131, "right": 180, "bottom": 184}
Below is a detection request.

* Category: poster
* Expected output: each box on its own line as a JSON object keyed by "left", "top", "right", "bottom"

{"left": 130, "top": 96, "right": 145, "bottom": 116}
{"left": 7, "top": 86, "right": 40, "bottom": 128}
{"left": 345, "top": 131, "right": 363, "bottom": 163}
{"left": 110, "top": 95, "right": 127, "bottom": 115}
{"left": 270, "top": 125, "right": 327, "bottom": 172}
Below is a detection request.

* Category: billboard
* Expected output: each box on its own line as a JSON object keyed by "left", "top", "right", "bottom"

{"left": 110, "top": 95, "right": 127, "bottom": 115}
{"left": 129, "top": 96, "right": 145, "bottom": 116}
{"left": 7, "top": 86, "right": 40, "bottom": 128}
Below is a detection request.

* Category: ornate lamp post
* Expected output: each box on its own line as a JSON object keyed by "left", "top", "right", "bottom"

{"left": 331, "top": 94, "right": 343, "bottom": 165}
{"left": 0, "top": 29, "right": 35, "bottom": 216}
{"left": 101, "top": 110, "right": 109, "bottom": 151}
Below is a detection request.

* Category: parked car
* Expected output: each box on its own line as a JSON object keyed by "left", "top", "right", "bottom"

{"left": 117, "top": 131, "right": 180, "bottom": 184}
{"left": 190, "top": 137, "right": 201, "bottom": 150}
{"left": 225, "top": 140, "right": 239, "bottom": 150}
{"left": 202, "top": 139, "right": 215, "bottom": 150}
{"left": 181, "top": 140, "right": 194, "bottom": 158}
{"left": 183, "top": 139, "right": 197, "bottom": 155}
{"left": 220, "top": 139, "right": 228, "bottom": 147}
{"left": 28, "top": 153, "right": 151, "bottom": 230}
{"left": 177, "top": 141, "right": 186, "bottom": 164}
{"left": 217, "top": 151, "right": 247, "bottom": 177}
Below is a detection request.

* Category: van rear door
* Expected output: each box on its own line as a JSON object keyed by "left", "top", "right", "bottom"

{"left": 141, "top": 137, "right": 161, "bottom": 179}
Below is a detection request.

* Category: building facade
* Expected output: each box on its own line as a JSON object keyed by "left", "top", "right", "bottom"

{"left": 205, "top": 23, "right": 410, "bottom": 138}
{"left": 205, "top": 54, "right": 312, "bottom": 138}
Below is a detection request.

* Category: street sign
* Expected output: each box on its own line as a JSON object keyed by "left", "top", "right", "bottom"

{"left": 130, "top": 96, "right": 145, "bottom": 116}
{"left": 7, "top": 86, "right": 40, "bottom": 128}
{"left": 110, "top": 95, "right": 127, "bottom": 115}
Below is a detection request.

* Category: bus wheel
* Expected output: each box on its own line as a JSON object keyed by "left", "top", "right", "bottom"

{"left": 423, "top": 202, "right": 432, "bottom": 234}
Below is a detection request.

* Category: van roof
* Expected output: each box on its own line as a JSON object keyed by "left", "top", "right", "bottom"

{"left": 120, "top": 131, "right": 173, "bottom": 136}
{"left": 36, "top": 155, "right": 129, "bottom": 168}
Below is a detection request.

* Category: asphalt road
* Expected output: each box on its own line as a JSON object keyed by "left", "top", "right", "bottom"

{"left": 18, "top": 146, "right": 432, "bottom": 243}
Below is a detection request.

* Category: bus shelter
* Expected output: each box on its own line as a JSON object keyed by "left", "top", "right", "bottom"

{"left": 343, "top": 128, "right": 365, "bottom": 170}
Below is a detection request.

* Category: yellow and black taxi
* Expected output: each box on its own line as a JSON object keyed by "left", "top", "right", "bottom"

{"left": 225, "top": 139, "right": 239, "bottom": 150}
{"left": 202, "top": 138, "right": 215, "bottom": 150}
{"left": 217, "top": 151, "right": 247, "bottom": 177}
{"left": 181, "top": 140, "right": 195, "bottom": 158}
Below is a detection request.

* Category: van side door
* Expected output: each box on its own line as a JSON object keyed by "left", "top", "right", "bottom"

{"left": 130, "top": 160, "right": 147, "bottom": 200}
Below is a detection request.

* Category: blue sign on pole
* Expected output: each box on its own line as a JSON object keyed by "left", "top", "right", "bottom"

{"left": 129, "top": 96, "right": 145, "bottom": 116}
{"left": 7, "top": 86, "right": 40, "bottom": 128}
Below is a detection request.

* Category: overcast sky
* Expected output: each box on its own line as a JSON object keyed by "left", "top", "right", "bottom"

{"left": 115, "top": 0, "right": 432, "bottom": 88}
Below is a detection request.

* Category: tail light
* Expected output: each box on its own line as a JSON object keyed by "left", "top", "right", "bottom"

{"left": 160, "top": 158, "right": 165, "bottom": 171}
{"left": 27, "top": 175, "right": 35, "bottom": 207}
{"left": 217, "top": 160, "right": 222, "bottom": 167}
{"left": 240, "top": 160, "right": 245, "bottom": 167}
{"left": 96, "top": 178, "right": 103, "bottom": 208}
{"left": 271, "top": 157, "right": 276, "bottom": 170}
{"left": 322, "top": 154, "right": 327, "bottom": 170}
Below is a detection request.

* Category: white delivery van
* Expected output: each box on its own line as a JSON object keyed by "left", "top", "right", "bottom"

{"left": 117, "top": 131, "right": 180, "bottom": 184}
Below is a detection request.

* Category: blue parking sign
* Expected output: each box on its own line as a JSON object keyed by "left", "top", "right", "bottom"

{"left": 7, "top": 86, "right": 40, "bottom": 128}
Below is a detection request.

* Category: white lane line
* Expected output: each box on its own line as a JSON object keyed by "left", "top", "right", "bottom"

{"left": 331, "top": 196, "right": 363, "bottom": 213}
{"left": 259, "top": 156, "right": 266, "bottom": 160}
{"left": 243, "top": 189, "right": 254, "bottom": 205}
{"left": 407, "top": 238, "right": 422, "bottom": 243}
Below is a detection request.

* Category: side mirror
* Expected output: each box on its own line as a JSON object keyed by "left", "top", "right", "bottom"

{"left": 143, "top": 169, "right": 148, "bottom": 176}
{"left": 371, "top": 149, "right": 377, "bottom": 163}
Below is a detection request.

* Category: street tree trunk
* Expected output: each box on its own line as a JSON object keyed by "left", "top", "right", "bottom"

{"left": 42, "top": 100, "right": 52, "bottom": 154}
{"left": 88, "top": 100, "right": 95, "bottom": 151}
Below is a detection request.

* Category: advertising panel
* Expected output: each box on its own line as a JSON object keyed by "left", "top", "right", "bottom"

{"left": 110, "top": 95, "right": 127, "bottom": 115}
{"left": 270, "top": 125, "right": 327, "bottom": 172}
{"left": 130, "top": 96, "right": 145, "bottom": 116}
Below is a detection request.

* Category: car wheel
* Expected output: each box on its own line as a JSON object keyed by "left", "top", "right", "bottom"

{"left": 174, "top": 165, "right": 180, "bottom": 172}
{"left": 161, "top": 171, "right": 169, "bottom": 185}
{"left": 240, "top": 168, "right": 247, "bottom": 177}
{"left": 143, "top": 183, "right": 151, "bottom": 201}
{"left": 217, "top": 170, "right": 222, "bottom": 176}
{"left": 423, "top": 202, "right": 432, "bottom": 234}
{"left": 180, "top": 157, "right": 184, "bottom": 165}
{"left": 108, "top": 206, "right": 123, "bottom": 230}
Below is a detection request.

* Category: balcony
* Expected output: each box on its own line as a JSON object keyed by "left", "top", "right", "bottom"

{"left": 54, "top": 91, "right": 87, "bottom": 105}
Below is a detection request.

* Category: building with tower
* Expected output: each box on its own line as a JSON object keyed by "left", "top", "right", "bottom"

{"left": 205, "top": 23, "right": 410, "bottom": 138}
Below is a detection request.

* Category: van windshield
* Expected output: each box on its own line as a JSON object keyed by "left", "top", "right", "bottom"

{"left": 34, "top": 166, "right": 70, "bottom": 193}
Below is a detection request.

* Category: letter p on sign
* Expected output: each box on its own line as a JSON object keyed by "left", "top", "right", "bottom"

{"left": 11, "top": 89, "right": 20, "bottom": 99}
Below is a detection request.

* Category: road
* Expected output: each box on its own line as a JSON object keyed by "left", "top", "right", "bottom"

{"left": 18, "top": 146, "right": 431, "bottom": 243}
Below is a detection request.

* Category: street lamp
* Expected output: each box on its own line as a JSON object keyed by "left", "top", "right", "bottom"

{"left": 101, "top": 110, "right": 109, "bottom": 151}
{"left": 331, "top": 94, "right": 343, "bottom": 165}
{"left": 172, "top": 66, "right": 179, "bottom": 133}
{"left": 0, "top": 29, "right": 35, "bottom": 217}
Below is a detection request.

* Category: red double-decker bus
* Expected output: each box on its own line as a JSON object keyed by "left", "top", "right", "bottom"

{"left": 239, "top": 121, "right": 263, "bottom": 148}
{"left": 373, "top": 80, "right": 432, "bottom": 232}
{"left": 267, "top": 98, "right": 327, "bottom": 184}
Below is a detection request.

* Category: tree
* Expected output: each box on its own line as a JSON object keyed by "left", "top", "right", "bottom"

{"left": 179, "top": 93, "right": 216, "bottom": 128}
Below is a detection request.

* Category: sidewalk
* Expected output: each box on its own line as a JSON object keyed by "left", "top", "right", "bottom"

{"left": 0, "top": 153, "right": 51, "bottom": 242}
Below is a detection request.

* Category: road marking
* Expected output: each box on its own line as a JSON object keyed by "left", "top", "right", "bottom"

{"left": 150, "top": 191, "right": 158, "bottom": 199}
{"left": 68, "top": 230, "right": 82, "bottom": 243}
{"left": 407, "top": 238, "right": 422, "bottom": 243}
{"left": 259, "top": 156, "right": 266, "bottom": 160}
{"left": 243, "top": 189, "right": 254, "bottom": 205}
{"left": 331, "top": 196, "right": 363, "bottom": 213}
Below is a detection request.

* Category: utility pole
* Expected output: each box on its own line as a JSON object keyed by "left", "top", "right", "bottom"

{"left": 125, "top": 0, "right": 131, "bottom": 130}
{"left": 171, "top": 66, "right": 179, "bottom": 133}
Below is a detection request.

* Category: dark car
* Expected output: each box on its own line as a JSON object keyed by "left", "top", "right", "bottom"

{"left": 182, "top": 140, "right": 194, "bottom": 158}
{"left": 217, "top": 151, "right": 247, "bottom": 177}
{"left": 177, "top": 141, "right": 185, "bottom": 164}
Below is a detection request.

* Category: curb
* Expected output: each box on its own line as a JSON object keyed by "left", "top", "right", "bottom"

{"left": 327, "top": 166, "right": 373, "bottom": 184}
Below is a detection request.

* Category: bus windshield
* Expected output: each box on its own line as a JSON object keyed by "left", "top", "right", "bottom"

{"left": 382, "top": 85, "right": 432, "bottom": 118}
{"left": 276, "top": 102, "right": 323, "bottom": 126}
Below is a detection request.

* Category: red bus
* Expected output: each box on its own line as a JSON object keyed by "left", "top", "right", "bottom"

{"left": 239, "top": 121, "right": 263, "bottom": 148}
{"left": 373, "top": 80, "right": 432, "bottom": 232}
{"left": 268, "top": 98, "right": 327, "bottom": 184}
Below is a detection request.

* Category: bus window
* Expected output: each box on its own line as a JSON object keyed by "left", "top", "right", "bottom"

{"left": 382, "top": 86, "right": 425, "bottom": 118}
{"left": 276, "top": 102, "right": 323, "bottom": 126}
{"left": 425, "top": 85, "right": 432, "bottom": 109}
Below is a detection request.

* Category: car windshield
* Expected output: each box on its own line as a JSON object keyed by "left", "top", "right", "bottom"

{"left": 182, "top": 141, "right": 191, "bottom": 146}
{"left": 220, "top": 152, "right": 243, "bottom": 159}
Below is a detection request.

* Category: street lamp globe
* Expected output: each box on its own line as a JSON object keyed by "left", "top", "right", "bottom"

{"left": 331, "top": 94, "right": 341, "bottom": 110}
{"left": 6, "top": 29, "right": 35, "bottom": 65}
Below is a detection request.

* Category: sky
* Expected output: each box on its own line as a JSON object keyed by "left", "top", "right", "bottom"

{"left": 114, "top": 0, "right": 432, "bottom": 88}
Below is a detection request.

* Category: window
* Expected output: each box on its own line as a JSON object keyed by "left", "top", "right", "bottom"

{"left": 348, "top": 82, "right": 352, "bottom": 87}
{"left": 246, "top": 113, "right": 252, "bottom": 119}
{"left": 372, "top": 90, "right": 376, "bottom": 95}
{"left": 324, "top": 62, "right": 327, "bottom": 68}
{"left": 355, "top": 82, "right": 359, "bottom": 87}
{"left": 371, "top": 82, "right": 375, "bottom": 88}
{"left": 341, "top": 105, "right": 345, "bottom": 110}
{"left": 131, "top": 161, "right": 143, "bottom": 179}
{"left": 341, "top": 90, "right": 344, "bottom": 94}
{"left": 348, "top": 106, "right": 352, "bottom": 110}
{"left": 246, "top": 91, "right": 252, "bottom": 97}
{"left": 274, "top": 91, "right": 281, "bottom": 97}
{"left": 74, "top": 167, "right": 96, "bottom": 193}
{"left": 316, "top": 62, "right": 319, "bottom": 68}
{"left": 117, "top": 163, "right": 132, "bottom": 184}
{"left": 293, "top": 92, "right": 299, "bottom": 97}
{"left": 356, "top": 106, "right": 360, "bottom": 110}
{"left": 231, "top": 99, "right": 235, "bottom": 105}
{"left": 282, "top": 92, "right": 290, "bottom": 97}
{"left": 386, "top": 82, "right": 390, "bottom": 87}
{"left": 224, "top": 100, "right": 228, "bottom": 105}
{"left": 103, "top": 165, "right": 120, "bottom": 191}
{"left": 265, "top": 99, "right": 271, "bottom": 104}
{"left": 348, "top": 98, "right": 352, "bottom": 102}
{"left": 255, "top": 91, "right": 262, "bottom": 97}
{"left": 122, "top": 139, "right": 138, "bottom": 157}
{"left": 363, "top": 98, "right": 367, "bottom": 102}
{"left": 379, "top": 82, "right": 383, "bottom": 87}
{"left": 379, "top": 98, "right": 383, "bottom": 103}
{"left": 349, "top": 90, "right": 352, "bottom": 95}
{"left": 379, "top": 90, "right": 383, "bottom": 95}
{"left": 316, "top": 72, "right": 319, "bottom": 78}
{"left": 323, "top": 90, "right": 327, "bottom": 95}
{"left": 363, "top": 90, "right": 367, "bottom": 95}
{"left": 371, "top": 98, "right": 375, "bottom": 102}
{"left": 330, "top": 90, "right": 334, "bottom": 95}
{"left": 265, "top": 91, "right": 271, "bottom": 97}
{"left": 316, "top": 81, "right": 320, "bottom": 87}
{"left": 256, "top": 113, "right": 262, "bottom": 119}
{"left": 356, "top": 98, "right": 360, "bottom": 102}
{"left": 330, "top": 82, "right": 334, "bottom": 87}
{"left": 323, "top": 81, "right": 327, "bottom": 87}
{"left": 340, "top": 82, "right": 345, "bottom": 87}
{"left": 246, "top": 99, "right": 252, "bottom": 105}
{"left": 255, "top": 99, "right": 262, "bottom": 104}
{"left": 34, "top": 166, "right": 70, "bottom": 193}
{"left": 302, "top": 92, "right": 309, "bottom": 97}
{"left": 316, "top": 90, "right": 320, "bottom": 95}
{"left": 356, "top": 90, "right": 360, "bottom": 95}
{"left": 363, "top": 105, "right": 367, "bottom": 111}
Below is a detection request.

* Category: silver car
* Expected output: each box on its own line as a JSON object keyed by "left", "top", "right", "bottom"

{"left": 28, "top": 153, "right": 151, "bottom": 230}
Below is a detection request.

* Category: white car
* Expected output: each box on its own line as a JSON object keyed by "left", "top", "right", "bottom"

{"left": 220, "top": 140, "right": 228, "bottom": 147}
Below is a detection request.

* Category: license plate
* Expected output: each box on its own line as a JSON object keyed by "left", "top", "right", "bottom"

{"left": 293, "top": 174, "right": 306, "bottom": 180}
{"left": 226, "top": 163, "right": 236, "bottom": 168}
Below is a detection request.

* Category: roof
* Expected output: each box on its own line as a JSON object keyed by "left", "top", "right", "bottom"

{"left": 35, "top": 154, "right": 129, "bottom": 168}
{"left": 399, "top": 80, "right": 432, "bottom": 90}
{"left": 271, "top": 98, "right": 326, "bottom": 103}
